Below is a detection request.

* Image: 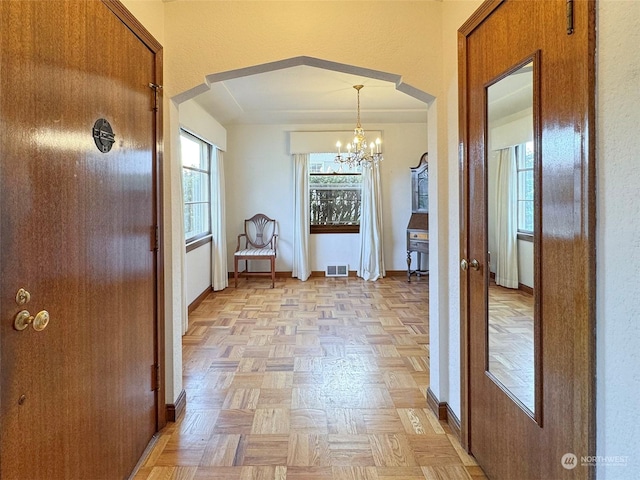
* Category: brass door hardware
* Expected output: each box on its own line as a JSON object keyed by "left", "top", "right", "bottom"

{"left": 460, "top": 258, "right": 480, "bottom": 271}
{"left": 15, "top": 288, "right": 31, "bottom": 306}
{"left": 14, "top": 310, "right": 33, "bottom": 331}
{"left": 33, "top": 310, "right": 50, "bottom": 331}
{"left": 14, "top": 309, "right": 50, "bottom": 331}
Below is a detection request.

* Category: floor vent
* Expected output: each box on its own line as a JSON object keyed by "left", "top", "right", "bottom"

{"left": 326, "top": 265, "right": 349, "bottom": 277}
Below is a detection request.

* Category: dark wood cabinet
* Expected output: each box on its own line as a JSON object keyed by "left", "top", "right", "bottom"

{"left": 407, "top": 153, "right": 429, "bottom": 281}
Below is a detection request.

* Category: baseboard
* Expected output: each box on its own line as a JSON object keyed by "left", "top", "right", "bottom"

{"left": 446, "top": 404, "right": 461, "bottom": 439}
{"left": 489, "top": 271, "right": 533, "bottom": 295}
{"left": 426, "top": 387, "right": 461, "bottom": 440}
{"left": 385, "top": 270, "right": 409, "bottom": 277}
{"left": 188, "top": 286, "right": 212, "bottom": 313}
{"left": 310, "top": 270, "right": 358, "bottom": 277}
{"left": 225, "top": 270, "right": 409, "bottom": 279}
{"left": 427, "top": 387, "right": 448, "bottom": 420}
{"left": 166, "top": 389, "right": 186, "bottom": 422}
{"left": 227, "top": 271, "right": 292, "bottom": 279}
{"left": 128, "top": 432, "right": 160, "bottom": 480}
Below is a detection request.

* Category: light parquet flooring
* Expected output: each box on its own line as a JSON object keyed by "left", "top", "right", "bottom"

{"left": 134, "top": 276, "right": 487, "bottom": 480}
{"left": 488, "top": 282, "right": 535, "bottom": 412}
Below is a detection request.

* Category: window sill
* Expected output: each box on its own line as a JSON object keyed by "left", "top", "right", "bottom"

{"left": 517, "top": 232, "right": 534, "bottom": 242}
{"left": 186, "top": 234, "right": 212, "bottom": 253}
{"left": 311, "top": 225, "right": 360, "bottom": 234}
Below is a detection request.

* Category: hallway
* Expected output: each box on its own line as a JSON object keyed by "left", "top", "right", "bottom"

{"left": 134, "top": 276, "right": 486, "bottom": 479}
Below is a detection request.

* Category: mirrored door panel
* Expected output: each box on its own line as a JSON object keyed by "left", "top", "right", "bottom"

{"left": 486, "top": 58, "right": 540, "bottom": 418}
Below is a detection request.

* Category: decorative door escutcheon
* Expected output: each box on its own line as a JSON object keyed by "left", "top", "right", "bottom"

{"left": 92, "top": 118, "right": 115, "bottom": 153}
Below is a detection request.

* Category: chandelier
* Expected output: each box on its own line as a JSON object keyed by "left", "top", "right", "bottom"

{"left": 335, "top": 85, "right": 383, "bottom": 169}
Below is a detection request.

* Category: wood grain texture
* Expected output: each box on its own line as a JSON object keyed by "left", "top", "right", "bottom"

{"left": 458, "top": 0, "right": 596, "bottom": 478}
{"left": 136, "top": 277, "right": 487, "bottom": 479}
{"left": 0, "top": 0, "right": 162, "bottom": 477}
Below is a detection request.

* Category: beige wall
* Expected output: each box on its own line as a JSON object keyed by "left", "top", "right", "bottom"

{"left": 162, "top": 1, "right": 443, "bottom": 100}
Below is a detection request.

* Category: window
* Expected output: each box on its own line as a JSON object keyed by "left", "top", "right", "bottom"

{"left": 517, "top": 141, "right": 534, "bottom": 237}
{"left": 309, "top": 153, "right": 362, "bottom": 234}
{"left": 181, "top": 130, "right": 211, "bottom": 243}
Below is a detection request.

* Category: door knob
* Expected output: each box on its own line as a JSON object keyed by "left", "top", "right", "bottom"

{"left": 460, "top": 258, "right": 481, "bottom": 271}
{"left": 14, "top": 310, "right": 34, "bottom": 331}
{"left": 13, "top": 309, "right": 50, "bottom": 331}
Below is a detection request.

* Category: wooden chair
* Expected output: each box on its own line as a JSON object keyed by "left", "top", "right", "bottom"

{"left": 234, "top": 213, "right": 278, "bottom": 288}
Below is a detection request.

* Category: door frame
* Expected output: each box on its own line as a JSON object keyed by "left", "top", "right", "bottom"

{"left": 457, "top": 0, "right": 596, "bottom": 460}
{"left": 101, "top": 0, "right": 167, "bottom": 430}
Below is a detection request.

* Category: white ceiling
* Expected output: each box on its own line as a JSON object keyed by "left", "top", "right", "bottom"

{"left": 192, "top": 65, "right": 430, "bottom": 126}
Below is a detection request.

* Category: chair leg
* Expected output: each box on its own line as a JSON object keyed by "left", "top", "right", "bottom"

{"left": 234, "top": 256, "right": 239, "bottom": 288}
{"left": 271, "top": 256, "right": 275, "bottom": 288}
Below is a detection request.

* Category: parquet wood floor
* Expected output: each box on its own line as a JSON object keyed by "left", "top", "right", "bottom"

{"left": 134, "top": 276, "right": 487, "bottom": 480}
{"left": 488, "top": 282, "right": 535, "bottom": 411}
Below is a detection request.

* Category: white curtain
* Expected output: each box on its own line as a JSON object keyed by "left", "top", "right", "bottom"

{"left": 292, "top": 154, "right": 311, "bottom": 281}
{"left": 358, "top": 162, "right": 385, "bottom": 281}
{"left": 494, "top": 146, "right": 519, "bottom": 288}
{"left": 211, "top": 148, "right": 228, "bottom": 291}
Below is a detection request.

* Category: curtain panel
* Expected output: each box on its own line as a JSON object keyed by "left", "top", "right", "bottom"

{"left": 494, "top": 146, "right": 519, "bottom": 288}
{"left": 211, "top": 148, "right": 228, "bottom": 291}
{"left": 292, "top": 154, "right": 311, "bottom": 281}
{"left": 358, "top": 162, "right": 385, "bottom": 281}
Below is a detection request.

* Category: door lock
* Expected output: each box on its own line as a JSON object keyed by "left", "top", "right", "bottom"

{"left": 15, "top": 288, "right": 31, "bottom": 306}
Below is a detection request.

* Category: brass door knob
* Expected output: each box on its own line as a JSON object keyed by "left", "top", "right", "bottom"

{"left": 460, "top": 258, "right": 481, "bottom": 271}
{"left": 13, "top": 309, "right": 50, "bottom": 331}
{"left": 33, "top": 311, "right": 50, "bottom": 331}
{"left": 14, "top": 310, "right": 34, "bottom": 331}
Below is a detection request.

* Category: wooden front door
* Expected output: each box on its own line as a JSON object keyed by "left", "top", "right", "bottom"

{"left": 459, "top": 1, "right": 595, "bottom": 479}
{"left": 0, "top": 1, "right": 162, "bottom": 478}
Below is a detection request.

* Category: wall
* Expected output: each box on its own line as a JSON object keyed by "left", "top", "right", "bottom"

{"left": 596, "top": 1, "right": 640, "bottom": 477}
{"left": 179, "top": 100, "right": 228, "bottom": 305}
{"left": 434, "top": 0, "right": 484, "bottom": 421}
{"left": 224, "top": 123, "right": 428, "bottom": 274}
{"left": 185, "top": 243, "right": 211, "bottom": 304}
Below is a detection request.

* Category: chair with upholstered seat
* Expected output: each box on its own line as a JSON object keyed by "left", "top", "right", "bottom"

{"left": 234, "top": 213, "right": 278, "bottom": 288}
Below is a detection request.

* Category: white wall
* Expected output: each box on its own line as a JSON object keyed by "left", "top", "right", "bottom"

{"left": 185, "top": 243, "right": 211, "bottom": 304}
{"left": 224, "top": 123, "right": 428, "bottom": 274}
{"left": 179, "top": 100, "right": 228, "bottom": 305}
{"left": 596, "top": 1, "right": 640, "bottom": 477}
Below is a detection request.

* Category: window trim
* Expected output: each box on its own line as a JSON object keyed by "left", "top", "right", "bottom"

{"left": 181, "top": 129, "right": 212, "bottom": 244}
{"left": 516, "top": 142, "right": 534, "bottom": 237}
{"left": 309, "top": 169, "right": 362, "bottom": 235}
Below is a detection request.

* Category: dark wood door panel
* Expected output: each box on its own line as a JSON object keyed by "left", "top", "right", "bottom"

{"left": 1, "top": 1, "right": 158, "bottom": 478}
{"left": 459, "top": 0, "right": 595, "bottom": 479}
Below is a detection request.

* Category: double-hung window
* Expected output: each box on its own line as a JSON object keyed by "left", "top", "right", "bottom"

{"left": 309, "top": 153, "right": 362, "bottom": 234}
{"left": 181, "top": 130, "right": 211, "bottom": 244}
{"left": 516, "top": 141, "right": 534, "bottom": 239}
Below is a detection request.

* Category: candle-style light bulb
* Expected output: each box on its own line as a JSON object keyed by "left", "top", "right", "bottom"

{"left": 370, "top": 142, "right": 375, "bottom": 155}
{"left": 336, "top": 141, "right": 341, "bottom": 155}
{"left": 375, "top": 138, "right": 381, "bottom": 153}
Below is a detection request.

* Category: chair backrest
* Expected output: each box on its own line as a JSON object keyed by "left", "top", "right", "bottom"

{"left": 244, "top": 213, "right": 276, "bottom": 249}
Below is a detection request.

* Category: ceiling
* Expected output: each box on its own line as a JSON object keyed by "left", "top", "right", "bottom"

{"left": 192, "top": 65, "right": 430, "bottom": 127}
